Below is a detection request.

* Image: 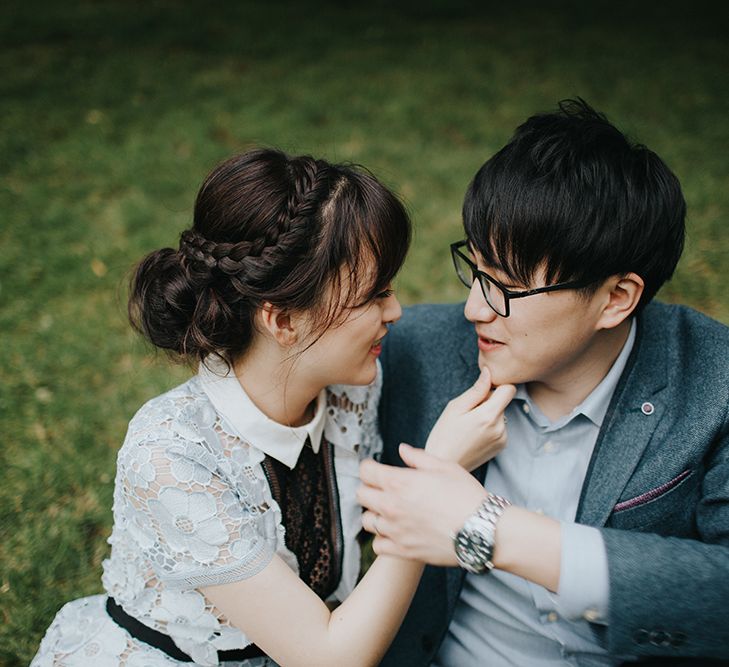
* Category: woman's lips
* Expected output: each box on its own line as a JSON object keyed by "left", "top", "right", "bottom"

{"left": 370, "top": 335, "right": 385, "bottom": 356}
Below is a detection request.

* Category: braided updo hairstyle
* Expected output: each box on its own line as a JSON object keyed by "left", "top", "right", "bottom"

{"left": 128, "top": 148, "right": 411, "bottom": 368}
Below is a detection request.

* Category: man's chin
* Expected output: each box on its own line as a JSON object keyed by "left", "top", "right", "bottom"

{"left": 478, "top": 358, "right": 521, "bottom": 387}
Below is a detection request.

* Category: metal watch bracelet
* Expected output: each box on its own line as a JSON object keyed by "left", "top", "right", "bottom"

{"left": 453, "top": 493, "right": 511, "bottom": 574}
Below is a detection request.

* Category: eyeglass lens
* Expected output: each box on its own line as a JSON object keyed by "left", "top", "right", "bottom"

{"left": 453, "top": 250, "right": 507, "bottom": 315}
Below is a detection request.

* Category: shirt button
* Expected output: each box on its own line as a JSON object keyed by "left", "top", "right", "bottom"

{"left": 543, "top": 441, "right": 555, "bottom": 453}
{"left": 583, "top": 608, "right": 600, "bottom": 622}
{"left": 547, "top": 611, "right": 559, "bottom": 623}
{"left": 522, "top": 403, "right": 531, "bottom": 414}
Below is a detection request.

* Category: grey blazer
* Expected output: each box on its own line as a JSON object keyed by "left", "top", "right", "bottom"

{"left": 378, "top": 301, "right": 729, "bottom": 666}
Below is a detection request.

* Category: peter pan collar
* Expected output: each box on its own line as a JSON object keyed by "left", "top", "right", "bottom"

{"left": 197, "top": 359, "right": 327, "bottom": 470}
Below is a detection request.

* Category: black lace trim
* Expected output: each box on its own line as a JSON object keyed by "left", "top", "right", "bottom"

{"left": 261, "top": 437, "right": 342, "bottom": 600}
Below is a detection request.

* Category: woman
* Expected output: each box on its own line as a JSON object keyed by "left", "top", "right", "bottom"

{"left": 31, "top": 149, "right": 507, "bottom": 667}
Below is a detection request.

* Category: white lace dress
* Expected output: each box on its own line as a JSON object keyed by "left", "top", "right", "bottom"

{"left": 31, "top": 362, "right": 382, "bottom": 667}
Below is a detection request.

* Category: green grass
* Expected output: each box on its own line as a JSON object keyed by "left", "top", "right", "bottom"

{"left": 2, "top": 1, "right": 728, "bottom": 663}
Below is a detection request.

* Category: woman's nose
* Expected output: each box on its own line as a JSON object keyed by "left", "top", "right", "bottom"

{"left": 383, "top": 293, "right": 402, "bottom": 324}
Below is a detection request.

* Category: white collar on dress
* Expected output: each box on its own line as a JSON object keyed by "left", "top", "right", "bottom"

{"left": 197, "top": 359, "right": 327, "bottom": 470}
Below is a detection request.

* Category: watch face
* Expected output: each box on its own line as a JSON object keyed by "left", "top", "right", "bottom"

{"left": 454, "top": 526, "right": 492, "bottom": 574}
{"left": 454, "top": 494, "right": 510, "bottom": 574}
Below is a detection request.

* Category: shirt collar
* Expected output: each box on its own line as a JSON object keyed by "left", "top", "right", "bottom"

{"left": 578, "top": 318, "right": 636, "bottom": 427}
{"left": 513, "top": 318, "right": 637, "bottom": 429}
{"left": 197, "top": 359, "right": 327, "bottom": 469}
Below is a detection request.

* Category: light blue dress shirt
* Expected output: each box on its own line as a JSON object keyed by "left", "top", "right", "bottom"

{"left": 433, "top": 321, "right": 638, "bottom": 667}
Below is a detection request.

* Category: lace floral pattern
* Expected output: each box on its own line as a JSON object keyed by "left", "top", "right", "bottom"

{"left": 31, "top": 365, "right": 382, "bottom": 667}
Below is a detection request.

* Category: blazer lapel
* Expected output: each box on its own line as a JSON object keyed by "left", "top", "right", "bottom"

{"left": 458, "top": 325, "right": 480, "bottom": 378}
{"left": 438, "top": 323, "right": 480, "bottom": 616}
{"left": 445, "top": 566, "right": 467, "bottom": 618}
{"left": 576, "top": 314, "right": 669, "bottom": 526}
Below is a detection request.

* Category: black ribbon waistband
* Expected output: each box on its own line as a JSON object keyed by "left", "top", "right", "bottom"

{"left": 105, "top": 596, "right": 266, "bottom": 663}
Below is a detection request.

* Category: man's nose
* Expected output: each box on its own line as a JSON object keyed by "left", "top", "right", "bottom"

{"left": 464, "top": 279, "right": 497, "bottom": 323}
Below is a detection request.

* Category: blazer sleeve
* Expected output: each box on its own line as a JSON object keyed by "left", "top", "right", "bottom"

{"left": 601, "top": 424, "right": 729, "bottom": 660}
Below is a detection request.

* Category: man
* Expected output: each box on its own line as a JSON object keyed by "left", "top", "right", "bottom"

{"left": 358, "top": 99, "right": 729, "bottom": 666}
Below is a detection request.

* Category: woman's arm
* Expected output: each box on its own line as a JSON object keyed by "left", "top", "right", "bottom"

{"left": 202, "top": 367, "right": 514, "bottom": 667}
{"left": 202, "top": 553, "right": 423, "bottom": 667}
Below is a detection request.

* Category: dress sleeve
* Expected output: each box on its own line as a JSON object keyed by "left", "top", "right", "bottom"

{"left": 116, "top": 421, "right": 277, "bottom": 590}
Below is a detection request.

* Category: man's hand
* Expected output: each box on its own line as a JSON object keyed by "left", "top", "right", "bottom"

{"left": 358, "top": 444, "right": 487, "bottom": 565}
{"left": 359, "top": 445, "right": 562, "bottom": 589}
{"left": 424, "top": 366, "right": 516, "bottom": 470}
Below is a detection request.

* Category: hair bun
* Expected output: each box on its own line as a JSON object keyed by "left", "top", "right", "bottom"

{"left": 128, "top": 247, "right": 197, "bottom": 355}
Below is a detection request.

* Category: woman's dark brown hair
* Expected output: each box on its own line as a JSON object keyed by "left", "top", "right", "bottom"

{"left": 128, "top": 149, "right": 411, "bottom": 367}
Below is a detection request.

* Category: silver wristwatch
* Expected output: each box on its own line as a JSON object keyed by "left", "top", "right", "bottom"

{"left": 453, "top": 493, "right": 511, "bottom": 574}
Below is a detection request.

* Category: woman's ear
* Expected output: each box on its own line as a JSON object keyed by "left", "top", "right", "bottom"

{"left": 596, "top": 272, "right": 645, "bottom": 330}
{"left": 258, "top": 302, "right": 299, "bottom": 347}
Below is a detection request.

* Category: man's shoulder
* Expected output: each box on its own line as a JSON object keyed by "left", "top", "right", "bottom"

{"left": 641, "top": 301, "right": 729, "bottom": 367}
{"left": 634, "top": 302, "right": 729, "bottom": 409}
{"left": 643, "top": 300, "right": 728, "bottom": 332}
{"left": 382, "top": 302, "right": 475, "bottom": 373}
{"left": 391, "top": 301, "right": 472, "bottom": 343}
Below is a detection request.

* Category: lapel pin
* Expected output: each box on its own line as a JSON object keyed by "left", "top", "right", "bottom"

{"left": 641, "top": 402, "right": 655, "bottom": 416}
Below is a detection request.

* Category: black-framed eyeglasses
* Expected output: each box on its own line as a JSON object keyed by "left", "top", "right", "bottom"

{"left": 450, "top": 240, "right": 596, "bottom": 318}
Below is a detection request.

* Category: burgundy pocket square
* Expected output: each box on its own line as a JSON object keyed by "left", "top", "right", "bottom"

{"left": 613, "top": 469, "right": 693, "bottom": 512}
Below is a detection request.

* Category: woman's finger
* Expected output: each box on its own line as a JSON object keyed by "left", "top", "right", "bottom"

{"left": 359, "top": 457, "right": 397, "bottom": 489}
{"left": 357, "top": 485, "right": 388, "bottom": 516}
{"left": 399, "top": 443, "right": 453, "bottom": 471}
{"left": 371, "top": 535, "right": 407, "bottom": 558}
{"left": 446, "top": 366, "right": 493, "bottom": 412}
{"left": 361, "top": 510, "right": 383, "bottom": 536}
{"left": 473, "top": 382, "right": 516, "bottom": 420}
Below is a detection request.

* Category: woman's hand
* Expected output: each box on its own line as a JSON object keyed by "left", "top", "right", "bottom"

{"left": 424, "top": 366, "right": 516, "bottom": 470}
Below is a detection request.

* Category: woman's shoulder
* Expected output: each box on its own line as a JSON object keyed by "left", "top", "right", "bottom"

{"left": 121, "top": 376, "right": 221, "bottom": 463}
{"left": 127, "top": 376, "right": 210, "bottom": 431}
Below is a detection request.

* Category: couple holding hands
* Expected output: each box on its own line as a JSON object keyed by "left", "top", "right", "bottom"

{"left": 32, "top": 99, "right": 729, "bottom": 667}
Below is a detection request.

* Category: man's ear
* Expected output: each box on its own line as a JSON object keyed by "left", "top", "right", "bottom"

{"left": 596, "top": 272, "right": 645, "bottom": 330}
{"left": 258, "top": 302, "right": 299, "bottom": 347}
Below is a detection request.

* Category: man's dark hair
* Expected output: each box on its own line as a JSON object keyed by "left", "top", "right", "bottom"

{"left": 463, "top": 98, "right": 686, "bottom": 311}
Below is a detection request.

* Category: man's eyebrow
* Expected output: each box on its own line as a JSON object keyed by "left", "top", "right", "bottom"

{"left": 466, "top": 241, "right": 513, "bottom": 277}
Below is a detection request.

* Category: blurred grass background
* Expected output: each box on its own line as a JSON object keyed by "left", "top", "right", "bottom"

{"left": 1, "top": 0, "right": 728, "bottom": 663}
